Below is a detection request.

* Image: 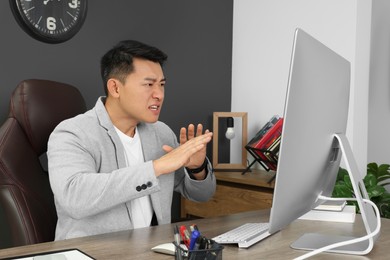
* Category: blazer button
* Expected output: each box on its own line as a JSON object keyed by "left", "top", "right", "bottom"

{"left": 141, "top": 184, "right": 147, "bottom": 190}
{"left": 147, "top": 181, "right": 152, "bottom": 187}
{"left": 136, "top": 186, "right": 142, "bottom": 192}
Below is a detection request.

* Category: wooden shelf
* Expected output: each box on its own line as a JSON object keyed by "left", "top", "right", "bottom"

{"left": 214, "top": 169, "right": 275, "bottom": 188}
{"left": 181, "top": 169, "right": 275, "bottom": 218}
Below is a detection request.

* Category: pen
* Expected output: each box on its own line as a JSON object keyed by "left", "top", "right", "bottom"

{"left": 189, "top": 230, "right": 200, "bottom": 250}
{"left": 192, "top": 235, "right": 202, "bottom": 250}
{"left": 180, "top": 225, "right": 191, "bottom": 248}
{"left": 193, "top": 224, "right": 199, "bottom": 231}
{"left": 174, "top": 225, "right": 183, "bottom": 260}
{"left": 206, "top": 238, "right": 212, "bottom": 249}
{"left": 199, "top": 236, "right": 207, "bottom": 250}
{"left": 188, "top": 234, "right": 200, "bottom": 260}
{"left": 174, "top": 225, "right": 181, "bottom": 245}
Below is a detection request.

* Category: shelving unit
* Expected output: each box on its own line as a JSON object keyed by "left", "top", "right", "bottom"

{"left": 181, "top": 169, "right": 275, "bottom": 219}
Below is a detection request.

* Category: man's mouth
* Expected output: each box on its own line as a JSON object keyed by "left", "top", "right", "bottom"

{"left": 149, "top": 105, "right": 159, "bottom": 111}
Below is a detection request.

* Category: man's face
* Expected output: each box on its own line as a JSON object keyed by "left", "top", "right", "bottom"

{"left": 116, "top": 58, "right": 165, "bottom": 124}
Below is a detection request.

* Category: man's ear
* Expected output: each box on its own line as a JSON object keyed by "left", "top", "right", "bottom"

{"left": 107, "top": 79, "right": 120, "bottom": 98}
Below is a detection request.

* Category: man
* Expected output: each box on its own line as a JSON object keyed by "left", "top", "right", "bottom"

{"left": 47, "top": 40, "right": 216, "bottom": 240}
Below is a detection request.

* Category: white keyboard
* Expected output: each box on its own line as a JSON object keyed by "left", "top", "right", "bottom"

{"left": 213, "top": 223, "right": 271, "bottom": 248}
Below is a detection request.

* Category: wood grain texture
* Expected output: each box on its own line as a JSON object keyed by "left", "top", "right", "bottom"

{"left": 181, "top": 170, "right": 275, "bottom": 218}
{"left": 0, "top": 210, "right": 388, "bottom": 260}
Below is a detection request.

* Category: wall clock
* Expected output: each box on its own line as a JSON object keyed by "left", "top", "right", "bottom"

{"left": 10, "top": 0, "right": 88, "bottom": 44}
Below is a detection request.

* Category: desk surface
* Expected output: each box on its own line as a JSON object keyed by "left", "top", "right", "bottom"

{"left": 0, "top": 210, "right": 389, "bottom": 260}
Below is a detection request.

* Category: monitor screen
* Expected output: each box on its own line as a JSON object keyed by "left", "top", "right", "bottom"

{"left": 268, "top": 28, "right": 379, "bottom": 255}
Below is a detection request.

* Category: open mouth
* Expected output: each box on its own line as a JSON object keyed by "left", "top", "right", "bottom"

{"left": 149, "top": 105, "right": 159, "bottom": 111}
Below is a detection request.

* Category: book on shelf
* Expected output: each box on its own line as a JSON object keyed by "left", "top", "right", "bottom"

{"left": 266, "top": 137, "right": 281, "bottom": 161}
{"left": 246, "top": 115, "right": 280, "bottom": 147}
{"left": 298, "top": 205, "right": 356, "bottom": 223}
{"left": 314, "top": 200, "right": 347, "bottom": 212}
{"left": 249, "top": 117, "right": 283, "bottom": 151}
{"left": 260, "top": 121, "right": 283, "bottom": 161}
{"left": 245, "top": 116, "right": 283, "bottom": 171}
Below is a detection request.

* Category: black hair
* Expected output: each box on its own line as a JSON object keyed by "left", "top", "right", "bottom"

{"left": 100, "top": 40, "right": 168, "bottom": 95}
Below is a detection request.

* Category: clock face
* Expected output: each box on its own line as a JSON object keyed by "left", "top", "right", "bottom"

{"left": 10, "top": 0, "right": 88, "bottom": 44}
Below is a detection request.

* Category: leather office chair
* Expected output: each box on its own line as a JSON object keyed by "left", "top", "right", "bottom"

{"left": 0, "top": 79, "right": 86, "bottom": 248}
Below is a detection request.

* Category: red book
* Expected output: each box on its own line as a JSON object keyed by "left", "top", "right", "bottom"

{"left": 249, "top": 118, "right": 283, "bottom": 170}
{"left": 247, "top": 115, "right": 280, "bottom": 147}
{"left": 252, "top": 118, "right": 283, "bottom": 150}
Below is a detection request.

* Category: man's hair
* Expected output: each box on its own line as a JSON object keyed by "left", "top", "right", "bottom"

{"left": 100, "top": 40, "right": 168, "bottom": 95}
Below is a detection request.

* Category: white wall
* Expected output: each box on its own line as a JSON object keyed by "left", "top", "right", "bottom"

{"left": 368, "top": 0, "right": 390, "bottom": 167}
{"left": 231, "top": 0, "right": 372, "bottom": 175}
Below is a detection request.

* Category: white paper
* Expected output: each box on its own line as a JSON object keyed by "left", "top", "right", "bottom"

{"left": 12, "top": 249, "right": 94, "bottom": 260}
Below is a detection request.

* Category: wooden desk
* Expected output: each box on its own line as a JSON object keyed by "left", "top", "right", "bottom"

{"left": 0, "top": 210, "right": 389, "bottom": 259}
{"left": 181, "top": 170, "right": 275, "bottom": 218}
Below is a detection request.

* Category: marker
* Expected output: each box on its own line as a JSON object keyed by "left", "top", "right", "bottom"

{"left": 174, "top": 225, "right": 181, "bottom": 245}
{"left": 189, "top": 230, "right": 200, "bottom": 250}
{"left": 199, "top": 236, "right": 207, "bottom": 250}
{"left": 193, "top": 236, "right": 202, "bottom": 250}
{"left": 174, "top": 225, "right": 183, "bottom": 260}
{"left": 190, "top": 224, "right": 199, "bottom": 232}
{"left": 180, "top": 225, "right": 191, "bottom": 248}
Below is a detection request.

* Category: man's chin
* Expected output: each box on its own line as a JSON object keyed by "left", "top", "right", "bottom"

{"left": 143, "top": 117, "right": 159, "bottom": 124}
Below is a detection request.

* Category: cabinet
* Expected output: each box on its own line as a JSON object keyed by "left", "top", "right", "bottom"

{"left": 181, "top": 169, "right": 275, "bottom": 218}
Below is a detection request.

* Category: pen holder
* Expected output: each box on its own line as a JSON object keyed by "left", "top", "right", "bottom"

{"left": 174, "top": 241, "right": 224, "bottom": 260}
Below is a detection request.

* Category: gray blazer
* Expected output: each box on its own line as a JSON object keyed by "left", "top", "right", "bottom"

{"left": 48, "top": 97, "right": 216, "bottom": 240}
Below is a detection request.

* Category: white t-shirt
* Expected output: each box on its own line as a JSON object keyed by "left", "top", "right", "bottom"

{"left": 114, "top": 126, "right": 153, "bottom": 229}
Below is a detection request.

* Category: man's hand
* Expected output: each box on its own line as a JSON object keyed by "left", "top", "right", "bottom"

{"left": 180, "top": 124, "right": 209, "bottom": 169}
{"left": 153, "top": 124, "right": 212, "bottom": 177}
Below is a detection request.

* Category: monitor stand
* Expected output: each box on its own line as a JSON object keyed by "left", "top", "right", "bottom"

{"left": 291, "top": 133, "right": 379, "bottom": 255}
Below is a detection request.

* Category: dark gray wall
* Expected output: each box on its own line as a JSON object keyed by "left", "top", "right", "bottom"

{"left": 0, "top": 0, "right": 233, "bottom": 247}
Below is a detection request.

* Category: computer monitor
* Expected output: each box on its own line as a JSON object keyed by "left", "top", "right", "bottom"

{"left": 268, "top": 28, "right": 380, "bottom": 256}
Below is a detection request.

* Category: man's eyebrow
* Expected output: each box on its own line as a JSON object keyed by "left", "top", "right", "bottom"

{"left": 144, "top": 77, "right": 167, "bottom": 82}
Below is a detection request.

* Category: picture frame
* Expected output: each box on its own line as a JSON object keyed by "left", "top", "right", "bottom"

{"left": 212, "top": 112, "right": 248, "bottom": 171}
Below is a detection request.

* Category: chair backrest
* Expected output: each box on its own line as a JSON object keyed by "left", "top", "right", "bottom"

{"left": 0, "top": 79, "right": 86, "bottom": 248}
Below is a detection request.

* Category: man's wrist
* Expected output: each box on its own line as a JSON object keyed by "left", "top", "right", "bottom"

{"left": 185, "top": 159, "right": 208, "bottom": 174}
